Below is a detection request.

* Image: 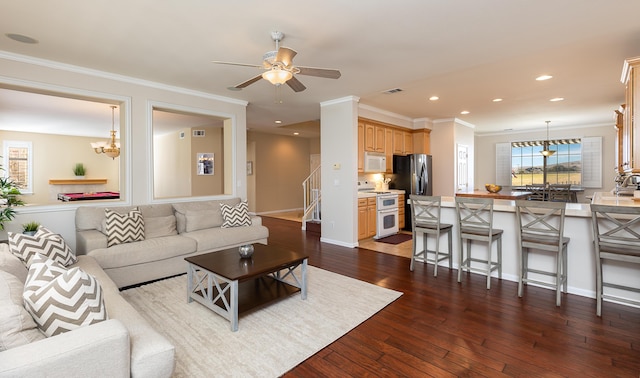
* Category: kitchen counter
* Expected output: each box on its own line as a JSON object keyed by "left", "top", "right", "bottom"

{"left": 455, "top": 190, "right": 532, "bottom": 200}
{"left": 590, "top": 191, "right": 640, "bottom": 207}
{"left": 357, "top": 189, "right": 405, "bottom": 198}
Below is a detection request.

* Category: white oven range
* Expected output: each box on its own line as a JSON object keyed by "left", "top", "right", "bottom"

{"left": 374, "top": 192, "right": 399, "bottom": 239}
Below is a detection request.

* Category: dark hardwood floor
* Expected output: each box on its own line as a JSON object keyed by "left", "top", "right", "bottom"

{"left": 260, "top": 217, "right": 640, "bottom": 377}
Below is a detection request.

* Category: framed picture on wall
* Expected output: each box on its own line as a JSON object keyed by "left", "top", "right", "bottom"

{"left": 197, "top": 153, "right": 214, "bottom": 175}
{"left": 247, "top": 161, "right": 253, "bottom": 175}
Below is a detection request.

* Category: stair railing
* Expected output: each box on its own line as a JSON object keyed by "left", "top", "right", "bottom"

{"left": 302, "top": 165, "right": 321, "bottom": 230}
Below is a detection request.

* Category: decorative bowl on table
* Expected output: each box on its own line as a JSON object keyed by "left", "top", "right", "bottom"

{"left": 485, "top": 184, "right": 502, "bottom": 193}
{"left": 238, "top": 244, "right": 254, "bottom": 258}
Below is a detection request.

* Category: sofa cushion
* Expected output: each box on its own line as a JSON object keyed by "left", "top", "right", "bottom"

{"left": 0, "top": 271, "right": 45, "bottom": 351}
{"left": 105, "top": 207, "right": 145, "bottom": 247}
{"left": 0, "top": 243, "right": 28, "bottom": 283}
{"left": 144, "top": 215, "right": 178, "bottom": 239}
{"left": 185, "top": 210, "right": 220, "bottom": 232}
{"left": 173, "top": 198, "right": 241, "bottom": 233}
{"left": 8, "top": 227, "right": 77, "bottom": 268}
{"left": 182, "top": 221, "right": 268, "bottom": 252}
{"left": 87, "top": 235, "right": 197, "bottom": 270}
{"left": 23, "top": 254, "right": 108, "bottom": 337}
{"left": 220, "top": 201, "right": 252, "bottom": 228}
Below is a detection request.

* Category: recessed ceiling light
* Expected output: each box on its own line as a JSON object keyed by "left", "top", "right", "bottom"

{"left": 274, "top": 120, "right": 282, "bottom": 124}
{"left": 293, "top": 132, "right": 299, "bottom": 136}
{"left": 492, "top": 98, "right": 503, "bottom": 102}
{"left": 5, "top": 33, "right": 38, "bottom": 44}
{"left": 536, "top": 75, "right": 553, "bottom": 81}
{"left": 550, "top": 97, "right": 564, "bottom": 102}
{"left": 429, "top": 96, "right": 439, "bottom": 101}
{"left": 460, "top": 110, "right": 470, "bottom": 115}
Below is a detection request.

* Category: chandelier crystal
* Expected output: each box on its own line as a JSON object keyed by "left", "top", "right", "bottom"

{"left": 91, "top": 105, "right": 120, "bottom": 159}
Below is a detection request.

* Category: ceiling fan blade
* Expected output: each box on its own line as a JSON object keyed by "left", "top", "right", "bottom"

{"left": 212, "top": 61, "right": 262, "bottom": 68}
{"left": 276, "top": 47, "right": 297, "bottom": 67}
{"left": 234, "top": 74, "right": 263, "bottom": 89}
{"left": 286, "top": 76, "right": 306, "bottom": 92}
{"left": 297, "top": 66, "right": 341, "bottom": 79}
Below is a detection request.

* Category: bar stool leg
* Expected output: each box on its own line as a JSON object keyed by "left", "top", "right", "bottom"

{"left": 497, "top": 235, "right": 502, "bottom": 279}
{"left": 562, "top": 244, "right": 568, "bottom": 293}
{"left": 556, "top": 247, "right": 562, "bottom": 306}
{"left": 434, "top": 231, "right": 440, "bottom": 277}
{"left": 457, "top": 238, "right": 465, "bottom": 283}
{"left": 486, "top": 242, "right": 492, "bottom": 290}
{"left": 447, "top": 230, "right": 453, "bottom": 270}
{"left": 410, "top": 229, "right": 417, "bottom": 271}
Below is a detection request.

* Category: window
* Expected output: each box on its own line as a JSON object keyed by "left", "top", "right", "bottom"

{"left": 511, "top": 139, "right": 582, "bottom": 186}
{"left": 3, "top": 141, "right": 32, "bottom": 194}
{"left": 496, "top": 136, "right": 601, "bottom": 188}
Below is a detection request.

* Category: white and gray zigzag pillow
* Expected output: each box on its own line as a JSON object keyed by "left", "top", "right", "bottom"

{"left": 220, "top": 201, "right": 252, "bottom": 228}
{"left": 105, "top": 207, "right": 145, "bottom": 247}
{"left": 22, "top": 254, "right": 108, "bottom": 337}
{"left": 8, "top": 226, "right": 77, "bottom": 268}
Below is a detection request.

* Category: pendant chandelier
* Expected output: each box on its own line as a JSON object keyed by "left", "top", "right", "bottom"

{"left": 540, "top": 120, "right": 555, "bottom": 157}
{"left": 91, "top": 105, "right": 120, "bottom": 159}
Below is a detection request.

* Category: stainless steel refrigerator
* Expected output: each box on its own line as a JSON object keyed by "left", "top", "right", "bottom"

{"left": 391, "top": 154, "right": 433, "bottom": 230}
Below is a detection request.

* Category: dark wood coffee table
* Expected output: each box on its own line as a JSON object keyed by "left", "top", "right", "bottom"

{"left": 184, "top": 244, "right": 308, "bottom": 332}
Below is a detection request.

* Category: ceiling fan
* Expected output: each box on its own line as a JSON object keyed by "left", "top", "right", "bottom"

{"left": 212, "top": 31, "right": 341, "bottom": 92}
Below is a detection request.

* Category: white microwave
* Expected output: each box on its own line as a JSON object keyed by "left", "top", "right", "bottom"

{"left": 364, "top": 152, "right": 386, "bottom": 172}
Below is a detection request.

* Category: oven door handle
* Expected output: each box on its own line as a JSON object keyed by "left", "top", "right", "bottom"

{"left": 378, "top": 208, "right": 398, "bottom": 214}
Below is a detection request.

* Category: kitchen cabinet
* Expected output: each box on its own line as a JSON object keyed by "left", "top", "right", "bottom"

{"left": 412, "top": 129, "right": 431, "bottom": 154}
{"left": 385, "top": 128, "right": 393, "bottom": 173}
{"left": 364, "top": 122, "right": 385, "bottom": 153}
{"left": 358, "top": 197, "right": 377, "bottom": 239}
{"left": 398, "top": 194, "right": 405, "bottom": 230}
{"left": 358, "top": 122, "right": 365, "bottom": 172}
{"left": 358, "top": 198, "right": 368, "bottom": 239}
{"left": 621, "top": 56, "right": 640, "bottom": 172}
{"left": 393, "top": 129, "right": 413, "bottom": 155}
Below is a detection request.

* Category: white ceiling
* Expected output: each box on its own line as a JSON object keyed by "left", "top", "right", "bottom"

{"left": 1, "top": 1, "right": 640, "bottom": 137}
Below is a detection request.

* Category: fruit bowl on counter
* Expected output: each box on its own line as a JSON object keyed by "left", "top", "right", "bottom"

{"left": 485, "top": 184, "right": 502, "bottom": 193}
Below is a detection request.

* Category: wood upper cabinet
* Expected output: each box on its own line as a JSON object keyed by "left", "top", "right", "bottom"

{"left": 393, "top": 129, "right": 413, "bottom": 155}
{"left": 413, "top": 129, "right": 431, "bottom": 154}
{"left": 364, "top": 123, "right": 375, "bottom": 152}
{"left": 621, "top": 56, "right": 640, "bottom": 172}
{"left": 385, "top": 128, "right": 394, "bottom": 173}
{"left": 358, "top": 121, "right": 365, "bottom": 172}
{"left": 364, "top": 122, "right": 385, "bottom": 153}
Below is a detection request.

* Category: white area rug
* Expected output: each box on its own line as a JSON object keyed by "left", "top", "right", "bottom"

{"left": 121, "top": 266, "right": 402, "bottom": 377}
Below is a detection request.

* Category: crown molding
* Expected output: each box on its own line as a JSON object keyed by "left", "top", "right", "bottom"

{"left": 0, "top": 50, "right": 248, "bottom": 106}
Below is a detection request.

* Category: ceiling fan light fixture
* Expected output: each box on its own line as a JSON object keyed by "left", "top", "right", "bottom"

{"left": 262, "top": 68, "right": 292, "bottom": 85}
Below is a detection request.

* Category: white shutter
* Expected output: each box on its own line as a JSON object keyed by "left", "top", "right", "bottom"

{"left": 495, "top": 142, "right": 511, "bottom": 186}
{"left": 581, "top": 136, "right": 602, "bottom": 188}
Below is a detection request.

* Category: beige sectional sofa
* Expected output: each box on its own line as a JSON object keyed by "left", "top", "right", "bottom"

{"left": 0, "top": 246, "right": 175, "bottom": 377}
{"left": 0, "top": 197, "right": 269, "bottom": 377}
{"left": 75, "top": 197, "right": 269, "bottom": 288}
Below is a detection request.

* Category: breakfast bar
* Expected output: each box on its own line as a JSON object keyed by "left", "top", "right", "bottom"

{"left": 414, "top": 192, "right": 640, "bottom": 308}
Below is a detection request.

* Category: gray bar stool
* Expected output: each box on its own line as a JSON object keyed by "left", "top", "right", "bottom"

{"left": 409, "top": 195, "right": 453, "bottom": 277}
{"left": 590, "top": 204, "right": 640, "bottom": 316}
{"left": 454, "top": 197, "right": 503, "bottom": 289}
{"left": 515, "top": 200, "right": 569, "bottom": 306}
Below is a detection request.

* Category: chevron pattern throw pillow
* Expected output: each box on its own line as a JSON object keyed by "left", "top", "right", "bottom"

{"left": 8, "top": 227, "right": 77, "bottom": 268}
{"left": 105, "top": 207, "right": 145, "bottom": 247}
{"left": 220, "top": 201, "right": 252, "bottom": 228}
{"left": 23, "top": 254, "right": 107, "bottom": 337}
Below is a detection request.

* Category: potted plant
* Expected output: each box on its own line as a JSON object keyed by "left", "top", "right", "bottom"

{"left": 73, "top": 163, "right": 86, "bottom": 178}
{"left": 0, "top": 170, "right": 24, "bottom": 231}
{"left": 22, "top": 221, "right": 40, "bottom": 236}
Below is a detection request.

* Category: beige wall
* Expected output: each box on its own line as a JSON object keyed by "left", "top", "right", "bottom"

{"left": 247, "top": 131, "right": 311, "bottom": 213}
{"left": 474, "top": 123, "right": 616, "bottom": 202}
{"left": 153, "top": 131, "right": 191, "bottom": 198}
{"left": 191, "top": 127, "right": 224, "bottom": 196}
{"left": 1, "top": 130, "right": 119, "bottom": 205}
